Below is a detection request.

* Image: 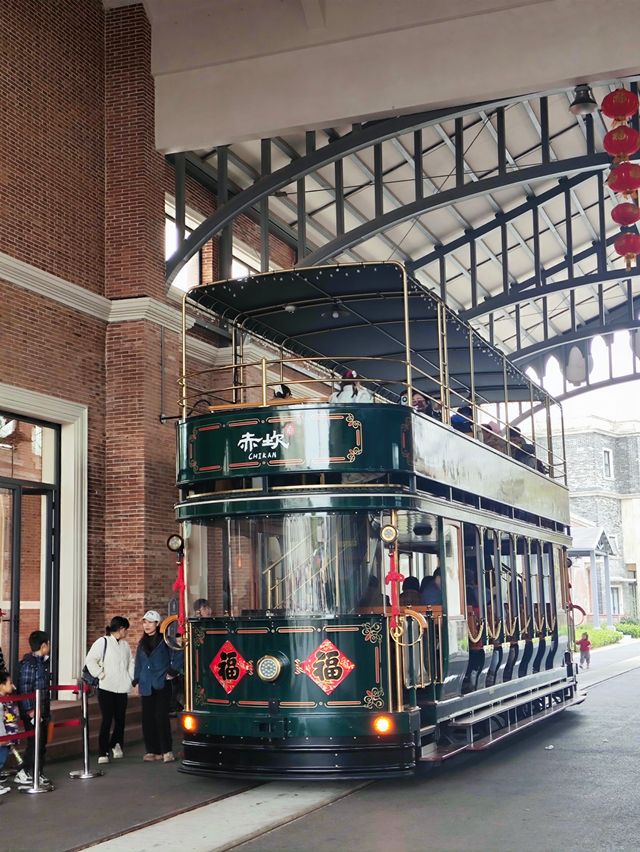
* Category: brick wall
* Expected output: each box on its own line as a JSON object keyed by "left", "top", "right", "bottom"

{"left": 0, "top": 0, "right": 104, "bottom": 293}
{"left": 1, "top": 0, "right": 298, "bottom": 669}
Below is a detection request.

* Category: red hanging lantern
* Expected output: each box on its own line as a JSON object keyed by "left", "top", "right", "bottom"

{"left": 603, "top": 126, "right": 640, "bottom": 163}
{"left": 607, "top": 162, "right": 640, "bottom": 196}
{"left": 614, "top": 231, "right": 640, "bottom": 270}
{"left": 601, "top": 88, "right": 639, "bottom": 124}
{"left": 611, "top": 202, "right": 640, "bottom": 227}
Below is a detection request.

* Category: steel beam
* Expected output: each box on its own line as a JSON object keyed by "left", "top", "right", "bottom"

{"left": 301, "top": 153, "right": 612, "bottom": 267}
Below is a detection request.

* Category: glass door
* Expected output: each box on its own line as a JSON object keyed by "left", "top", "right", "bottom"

{"left": 0, "top": 487, "right": 17, "bottom": 673}
{"left": 0, "top": 485, "right": 57, "bottom": 679}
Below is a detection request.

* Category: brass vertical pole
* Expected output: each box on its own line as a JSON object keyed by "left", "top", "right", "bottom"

{"left": 559, "top": 403, "right": 568, "bottom": 485}
{"left": 231, "top": 325, "right": 238, "bottom": 405}
{"left": 529, "top": 381, "right": 536, "bottom": 455}
{"left": 468, "top": 328, "right": 477, "bottom": 439}
{"left": 261, "top": 358, "right": 268, "bottom": 406}
{"left": 181, "top": 294, "right": 188, "bottom": 416}
{"left": 502, "top": 355, "right": 511, "bottom": 456}
{"left": 401, "top": 267, "right": 413, "bottom": 401}
{"left": 545, "top": 397, "right": 554, "bottom": 477}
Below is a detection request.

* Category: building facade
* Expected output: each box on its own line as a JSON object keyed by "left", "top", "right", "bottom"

{"left": 0, "top": 1, "right": 295, "bottom": 687}
{"left": 564, "top": 415, "right": 640, "bottom": 620}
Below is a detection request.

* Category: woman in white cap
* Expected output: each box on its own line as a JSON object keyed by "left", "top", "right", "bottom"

{"left": 132, "top": 610, "right": 181, "bottom": 763}
{"left": 84, "top": 615, "right": 133, "bottom": 764}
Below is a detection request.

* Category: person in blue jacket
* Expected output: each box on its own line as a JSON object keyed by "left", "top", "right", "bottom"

{"left": 133, "top": 610, "right": 182, "bottom": 763}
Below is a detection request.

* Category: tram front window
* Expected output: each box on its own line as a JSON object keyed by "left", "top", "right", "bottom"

{"left": 185, "top": 513, "right": 383, "bottom": 618}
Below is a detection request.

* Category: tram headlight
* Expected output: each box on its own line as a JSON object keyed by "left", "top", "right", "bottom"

{"left": 167, "top": 533, "right": 184, "bottom": 553}
{"left": 372, "top": 715, "right": 394, "bottom": 735}
{"left": 256, "top": 654, "right": 285, "bottom": 683}
{"left": 182, "top": 714, "right": 197, "bottom": 733}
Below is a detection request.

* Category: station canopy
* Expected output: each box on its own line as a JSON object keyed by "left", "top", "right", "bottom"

{"left": 186, "top": 263, "right": 547, "bottom": 404}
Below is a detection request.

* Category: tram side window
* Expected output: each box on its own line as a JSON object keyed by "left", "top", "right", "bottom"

{"left": 443, "top": 522, "right": 467, "bottom": 654}
{"left": 483, "top": 530, "right": 501, "bottom": 636}
{"left": 530, "top": 541, "right": 544, "bottom": 635}
{"left": 542, "top": 543, "right": 557, "bottom": 634}
{"left": 515, "top": 537, "right": 532, "bottom": 639}
{"left": 500, "top": 533, "right": 517, "bottom": 638}
{"left": 552, "top": 545, "right": 568, "bottom": 638}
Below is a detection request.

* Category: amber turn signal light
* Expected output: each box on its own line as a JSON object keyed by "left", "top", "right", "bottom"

{"left": 372, "top": 715, "right": 393, "bottom": 734}
{"left": 182, "top": 714, "right": 197, "bottom": 733}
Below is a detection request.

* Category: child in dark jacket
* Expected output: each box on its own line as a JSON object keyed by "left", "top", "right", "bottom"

{"left": 133, "top": 611, "right": 183, "bottom": 763}
{"left": 16, "top": 631, "right": 51, "bottom": 786}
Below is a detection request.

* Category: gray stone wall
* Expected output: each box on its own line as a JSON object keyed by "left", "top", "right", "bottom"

{"left": 562, "top": 425, "right": 639, "bottom": 618}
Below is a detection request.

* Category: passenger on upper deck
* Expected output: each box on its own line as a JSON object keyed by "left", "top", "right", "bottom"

{"left": 330, "top": 370, "right": 373, "bottom": 403}
{"left": 508, "top": 427, "right": 536, "bottom": 468}
{"left": 481, "top": 421, "right": 506, "bottom": 452}
{"left": 273, "top": 384, "right": 292, "bottom": 400}
{"left": 451, "top": 405, "right": 474, "bottom": 434}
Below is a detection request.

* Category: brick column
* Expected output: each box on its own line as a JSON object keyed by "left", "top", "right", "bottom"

{"left": 104, "top": 6, "right": 177, "bottom": 632}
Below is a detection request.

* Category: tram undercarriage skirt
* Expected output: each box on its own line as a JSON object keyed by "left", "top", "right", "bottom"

{"left": 180, "top": 733, "right": 417, "bottom": 780}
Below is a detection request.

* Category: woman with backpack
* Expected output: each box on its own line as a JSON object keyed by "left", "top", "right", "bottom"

{"left": 84, "top": 615, "right": 133, "bottom": 765}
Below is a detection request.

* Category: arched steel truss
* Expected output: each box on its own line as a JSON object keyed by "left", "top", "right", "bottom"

{"left": 166, "top": 80, "right": 640, "bottom": 393}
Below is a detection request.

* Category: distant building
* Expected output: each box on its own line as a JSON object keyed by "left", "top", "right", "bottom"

{"left": 562, "top": 415, "right": 639, "bottom": 619}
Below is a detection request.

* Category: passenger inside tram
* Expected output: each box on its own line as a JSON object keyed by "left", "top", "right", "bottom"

{"left": 193, "top": 598, "right": 212, "bottom": 618}
{"left": 399, "top": 576, "right": 422, "bottom": 606}
{"left": 420, "top": 567, "right": 442, "bottom": 605}
{"left": 273, "top": 383, "right": 292, "bottom": 399}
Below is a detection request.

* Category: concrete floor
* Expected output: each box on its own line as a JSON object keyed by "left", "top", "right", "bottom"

{"left": 237, "top": 661, "right": 640, "bottom": 852}
{"left": 1, "top": 741, "right": 250, "bottom": 852}
{"left": 3, "top": 639, "right": 639, "bottom": 852}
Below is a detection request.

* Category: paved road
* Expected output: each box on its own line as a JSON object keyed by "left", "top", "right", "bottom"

{"left": 237, "top": 652, "right": 640, "bottom": 852}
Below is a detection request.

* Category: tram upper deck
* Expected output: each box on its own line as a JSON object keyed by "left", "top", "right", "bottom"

{"left": 178, "top": 262, "right": 569, "bottom": 532}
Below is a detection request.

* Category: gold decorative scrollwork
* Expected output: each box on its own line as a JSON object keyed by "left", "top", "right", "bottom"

{"left": 193, "top": 626, "right": 206, "bottom": 648}
{"left": 363, "top": 686, "right": 385, "bottom": 709}
{"left": 194, "top": 684, "right": 206, "bottom": 706}
{"left": 361, "top": 621, "right": 383, "bottom": 644}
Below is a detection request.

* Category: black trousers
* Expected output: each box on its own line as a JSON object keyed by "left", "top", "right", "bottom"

{"left": 22, "top": 715, "right": 47, "bottom": 774}
{"left": 97, "top": 689, "right": 128, "bottom": 756}
{"left": 141, "top": 683, "right": 172, "bottom": 755}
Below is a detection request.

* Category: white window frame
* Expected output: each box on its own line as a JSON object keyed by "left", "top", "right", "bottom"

{"left": 611, "top": 586, "right": 621, "bottom": 616}
{"left": 603, "top": 447, "right": 614, "bottom": 480}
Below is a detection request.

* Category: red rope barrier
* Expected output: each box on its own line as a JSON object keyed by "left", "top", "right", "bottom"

{"left": 53, "top": 719, "right": 81, "bottom": 729}
{"left": 0, "top": 692, "right": 35, "bottom": 703}
{"left": 0, "top": 730, "right": 34, "bottom": 744}
{"left": 50, "top": 684, "right": 84, "bottom": 693}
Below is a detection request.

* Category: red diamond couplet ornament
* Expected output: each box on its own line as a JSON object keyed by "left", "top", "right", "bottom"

{"left": 210, "top": 640, "right": 253, "bottom": 694}
{"left": 295, "top": 639, "right": 355, "bottom": 695}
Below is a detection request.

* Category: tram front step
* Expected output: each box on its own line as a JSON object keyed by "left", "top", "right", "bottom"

{"left": 448, "top": 680, "right": 574, "bottom": 727}
{"left": 467, "top": 691, "right": 586, "bottom": 751}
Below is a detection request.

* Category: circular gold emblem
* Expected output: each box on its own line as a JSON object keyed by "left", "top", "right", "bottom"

{"left": 380, "top": 524, "right": 398, "bottom": 544}
{"left": 256, "top": 655, "right": 282, "bottom": 682}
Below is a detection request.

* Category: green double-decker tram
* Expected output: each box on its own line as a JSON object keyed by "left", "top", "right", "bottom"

{"left": 172, "top": 262, "right": 581, "bottom": 779}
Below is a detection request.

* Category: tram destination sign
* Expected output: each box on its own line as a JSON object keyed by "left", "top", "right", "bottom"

{"left": 177, "top": 404, "right": 410, "bottom": 483}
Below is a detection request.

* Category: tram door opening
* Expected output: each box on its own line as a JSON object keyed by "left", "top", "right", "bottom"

{"left": 0, "top": 416, "right": 59, "bottom": 681}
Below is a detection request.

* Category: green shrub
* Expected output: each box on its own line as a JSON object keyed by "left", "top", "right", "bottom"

{"left": 616, "top": 622, "right": 640, "bottom": 638}
{"left": 574, "top": 624, "right": 622, "bottom": 648}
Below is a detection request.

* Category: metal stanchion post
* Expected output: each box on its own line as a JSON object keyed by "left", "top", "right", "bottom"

{"left": 69, "top": 684, "right": 103, "bottom": 780}
{"left": 20, "top": 688, "right": 54, "bottom": 794}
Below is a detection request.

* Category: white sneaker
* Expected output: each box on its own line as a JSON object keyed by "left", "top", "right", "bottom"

{"left": 162, "top": 751, "right": 175, "bottom": 763}
{"left": 13, "top": 769, "right": 31, "bottom": 785}
{"left": 97, "top": 755, "right": 110, "bottom": 765}
{"left": 112, "top": 743, "right": 124, "bottom": 759}
{"left": 0, "top": 785, "right": 10, "bottom": 795}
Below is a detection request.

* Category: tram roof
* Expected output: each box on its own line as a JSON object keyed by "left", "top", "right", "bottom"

{"left": 185, "top": 262, "right": 549, "bottom": 404}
